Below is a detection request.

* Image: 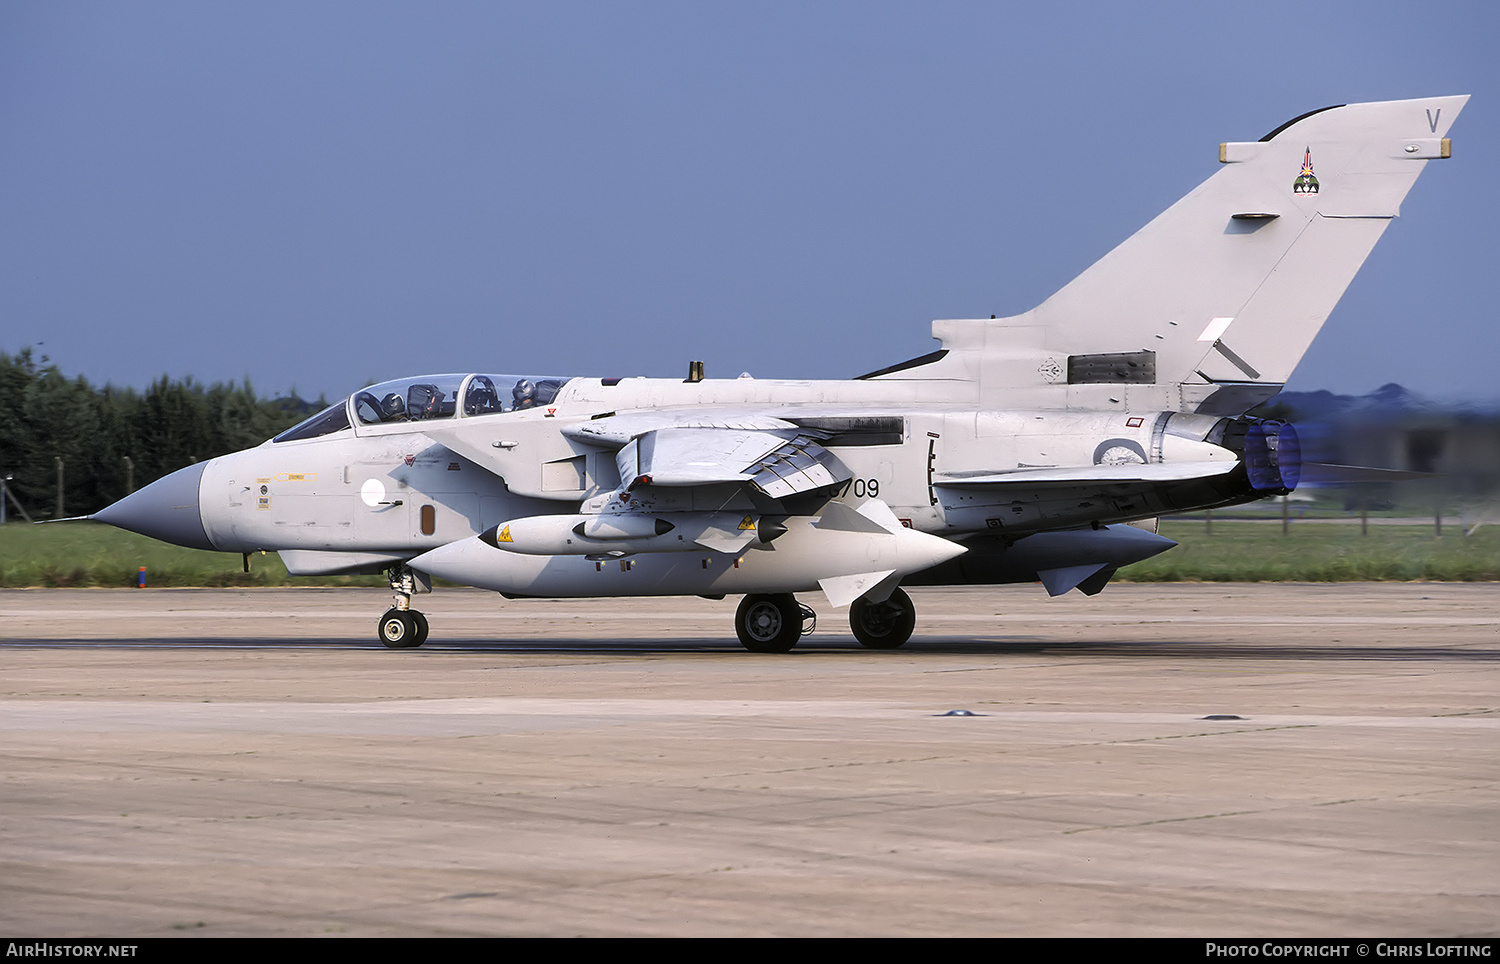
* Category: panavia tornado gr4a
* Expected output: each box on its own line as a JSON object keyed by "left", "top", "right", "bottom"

{"left": 94, "top": 96, "right": 1467, "bottom": 651}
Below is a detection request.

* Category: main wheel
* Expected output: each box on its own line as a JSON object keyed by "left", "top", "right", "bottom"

{"left": 849, "top": 587, "right": 916, "bottom": 649}
{"left": 735, "top": 593, "right": 802, "bottom": 653}
{"left": 378, "top": 608, "right": 426, "bottom": 649}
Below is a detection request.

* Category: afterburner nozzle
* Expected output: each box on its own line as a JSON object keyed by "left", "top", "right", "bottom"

{"left": 1245, "top": 421, "right": 1301, "bottom": 493}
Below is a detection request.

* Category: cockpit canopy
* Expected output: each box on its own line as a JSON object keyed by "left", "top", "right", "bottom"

{"left": 351, "top": 374, "right": 469, "bottom": 425}
{"left": 272, "top": 372, "right": 572, "bottom": 443}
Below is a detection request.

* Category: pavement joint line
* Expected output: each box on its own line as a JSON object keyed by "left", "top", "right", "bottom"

{"left": 1061, "top": 809, "right": 1264, "bottom": 833}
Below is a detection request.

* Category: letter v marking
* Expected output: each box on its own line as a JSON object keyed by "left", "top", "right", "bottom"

{"left": 1427, "top": 108, "right": 1442, "bottom": 133}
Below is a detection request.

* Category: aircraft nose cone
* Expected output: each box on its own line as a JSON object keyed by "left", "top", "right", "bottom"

{"left": 93, "top": 462, "right": 215, "bottom": 551}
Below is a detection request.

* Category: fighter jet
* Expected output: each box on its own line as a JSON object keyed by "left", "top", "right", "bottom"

{"left": 93, "top": 96, "right": 1467, "bottom": 651}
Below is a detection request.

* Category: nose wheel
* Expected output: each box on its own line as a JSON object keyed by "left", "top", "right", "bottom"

{"left": 379, "top": 563, "right": 431, "bottom": 648}
{"left": 379, "top": 608, "right": 429, "bottom": 648}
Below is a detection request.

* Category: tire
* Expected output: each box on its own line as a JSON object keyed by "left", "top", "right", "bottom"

{"left": 735, "top": 593, "right": 802, "bottom": 653}
{"left": 849, "top": 587, "right": 916, "bottom": 650}
{"left": 379, "top": 608, "right": 421, "bottom": 649}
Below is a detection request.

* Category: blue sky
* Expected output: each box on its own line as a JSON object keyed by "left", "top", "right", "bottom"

{"left": 2, "top": 1, "right": 1496, "bottom": 403}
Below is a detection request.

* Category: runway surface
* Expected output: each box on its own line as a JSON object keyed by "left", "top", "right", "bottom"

{"left": 1, "top": 583, "right": 1497, "bottom": 936}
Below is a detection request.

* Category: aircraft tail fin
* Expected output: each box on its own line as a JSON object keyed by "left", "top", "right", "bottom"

{"left": 873, "top": 96, "right": 1468, "bottom": 415}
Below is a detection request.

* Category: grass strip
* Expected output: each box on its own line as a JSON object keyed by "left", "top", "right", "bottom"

{"left": 1, "top": 519, "right": 1496, "bottom": 588}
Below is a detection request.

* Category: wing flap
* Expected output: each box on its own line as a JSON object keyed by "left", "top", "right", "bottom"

{"left": 748, "top": 434, "right": 849, "bottom": 498}
{"left": 620, "top": 427, "right": 851, "bottom": 499}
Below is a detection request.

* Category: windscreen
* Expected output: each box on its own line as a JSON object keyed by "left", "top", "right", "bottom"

{"left": 272, "top": 402, "right": 352, "bottom": 443}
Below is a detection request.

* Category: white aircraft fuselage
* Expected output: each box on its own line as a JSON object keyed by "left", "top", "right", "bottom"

{"left": 92, "top": 95, "right": 1466, "bottom": 651}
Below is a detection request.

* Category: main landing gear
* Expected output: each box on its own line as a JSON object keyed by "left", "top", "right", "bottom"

{"left": 848, "top": 587, "right": 916, "bottom": 650}
{"left": 735, "top": 589, "right": 916, "bottom": 652}
{"left": 735, "top": 593, "right": 817, "bottom": 653}
{"left": 379, "top": 563, "right": 429, "bottom": 649}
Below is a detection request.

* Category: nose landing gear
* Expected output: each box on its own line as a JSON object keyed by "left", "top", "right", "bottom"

{"left": 379, "top": 607, "right": 429, "bottom": 648}
{"left": 379, "top": 563, "right": 431, "bottom": 649}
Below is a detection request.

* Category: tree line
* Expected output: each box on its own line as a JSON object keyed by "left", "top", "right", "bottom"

{"left": 0, "top": 349, "right": 322, "bottom": 519}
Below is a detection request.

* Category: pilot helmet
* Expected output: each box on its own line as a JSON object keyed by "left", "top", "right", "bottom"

{"left": 513, "top": 379, "right": 536, "bottom": 405}
{"left": 381, "top": 392, "right": 406, "bottom": 419}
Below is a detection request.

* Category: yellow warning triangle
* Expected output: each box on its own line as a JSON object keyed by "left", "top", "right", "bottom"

{"left": 497, "top": 524, "right": 513, "bottom": 543}
{"left": 737, "top": 515, "right": 756, "bottom": 531}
